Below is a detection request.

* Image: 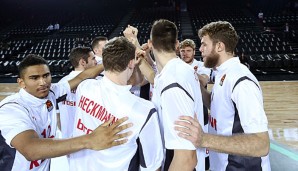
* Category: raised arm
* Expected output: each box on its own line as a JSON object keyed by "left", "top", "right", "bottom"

{"left": 136, "top": 50, "right": 155, "bottom": 85}
{"left": 68, "top": 64, "right": 104, "bottom": 90}
{"left": 124, "top": 25, "right": 156, "bottom": 85}
{"left": 11, "top": 117, "right": 132, "bottom": 161}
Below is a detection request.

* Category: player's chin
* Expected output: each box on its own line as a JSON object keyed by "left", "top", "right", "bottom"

{"left": 37, "top": 90, "right": 50, "bottom": 99}
{"left": 202, "top": 56, "right": 206, "bottom": 62}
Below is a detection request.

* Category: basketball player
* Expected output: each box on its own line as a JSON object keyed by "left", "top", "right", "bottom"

{"left": 58, "top": 47, "right": 97, "bottom": 139}
{"left": 180, "top": 38, "right": 211, "bottom": 170}
{"left": 69, "top": 37, "right": 163, "bottom": 171}
{"left": 149, "top": 19, "right": 205, "bottom": 171}
{"left": 179, "top": 39, "right": 211, "bottom": 87}
{"left": 91, "top": 36, "right": 108, "bottom": 65}
{"left": 174, "top": 21, "right": 271, "bottom": 171}
{"left": 0, "top": 54, "right": 132, "bottom": 171}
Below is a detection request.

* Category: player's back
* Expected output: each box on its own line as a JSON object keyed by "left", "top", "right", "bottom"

{"left": 69, "top": 77, "right": 163, "bottom": 171}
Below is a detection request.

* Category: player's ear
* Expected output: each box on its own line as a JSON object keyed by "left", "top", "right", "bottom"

{"left": 128, "top": 59, "right": 135, "bottom": 69}
{"left": 175, "top": 40, "right": 180, "bottom": 51}
{"left": 17, "top": 78, "right": 25, "bottom": 88}
{"left": 79, "top": 58, "right": 86, "bottom": 67}
{"left": 147, "top": 39, "right": 153, "bottom": 49}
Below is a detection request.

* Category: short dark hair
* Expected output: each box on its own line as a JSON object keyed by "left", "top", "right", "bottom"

{"left": 150, "top": 19, "right": 178, "bottom": 52}
{"left": 18, "top": 54, "right": 49, "bottom": 78}
{"left": 69, "top": 47, "right": 93, "bottom": 68}
{"left": 198, "top": 21, "right": 239, "bottom": 54}
{"left": 91, "top": 36, "right": 108, "bottom": 49}
{"left": 102, "top": 37, "right": 136, "bottom": 72}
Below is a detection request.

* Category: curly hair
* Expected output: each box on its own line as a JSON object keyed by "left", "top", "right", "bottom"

{"left": 198, "top": 21, "right": 239, "bottom": 53}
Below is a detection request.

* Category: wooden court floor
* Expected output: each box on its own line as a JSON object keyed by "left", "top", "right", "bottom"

{"left": 0, "top": 81, "right": 297, "bottom": 151}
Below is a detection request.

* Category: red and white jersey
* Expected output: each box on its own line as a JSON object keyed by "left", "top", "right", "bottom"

{"left": 209, "top": 57, "right": 271, "bottom": 171}
{"left": 0, "top": 82, "right": 70, "bottom": 171}
{"left": 69, "top": 77, "right": 163, "bottom": 171}
{"left": 190, "top": 59, "right": 211, "bottom": 78}
{"left": 58, "top": 71, "right": 103, "bottom": 138}
{"left": 190, "top": 59, "right": 211, "bottom": 128}
{"left": 151, "top": 58, "right": 205, "bottom": 171}
{"left": 58, "top": 71, "right": 81, "bottom": 138}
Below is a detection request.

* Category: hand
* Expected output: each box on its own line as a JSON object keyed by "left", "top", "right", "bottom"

{"left": 135, "top": 49, "right": 145, "bottom": 65}
{"left": 174, "top": 113, "right": 204, "bottom": 148}
{"left": 141, "top": 43, "right": 149, "bottom": 51}
{"left": 88, "top": 117, "right": 133, "bottom": 150}
{"left": 123, "top": 25, "right": 138, "bottom": 40}
{"left": 198, "top": 74, "right": 209, "bottom": 88}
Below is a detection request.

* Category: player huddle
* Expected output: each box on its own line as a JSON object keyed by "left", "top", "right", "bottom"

{"left": 0, "top": 19, "right": 271, "bottom": 171}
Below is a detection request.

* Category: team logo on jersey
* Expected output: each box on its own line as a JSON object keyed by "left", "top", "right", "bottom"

{"left": 194, "top": 66, "right": 199, "bottom": 81}
{"left": 46, "top": 100, "right": 53, "bottom": 112}
{"left": 194, "top": 66, "right": 198, "bottom": 72}
{"left": 219, "top": 74, "right": 226, "bottom": 86}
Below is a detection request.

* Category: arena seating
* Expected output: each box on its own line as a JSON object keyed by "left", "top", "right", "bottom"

{"left": 0, "top": 0, "right": 297, "bottom": 82}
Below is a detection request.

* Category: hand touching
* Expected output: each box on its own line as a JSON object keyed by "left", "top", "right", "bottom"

{"left": 87, "top": 117, "right": 133, "bottom": 150}
{"left": 174, "top": 113, "right": 204, "bottom": 148}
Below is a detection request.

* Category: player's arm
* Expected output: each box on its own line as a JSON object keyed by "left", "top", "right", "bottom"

{"left": 197, "top": 73, "right": 209, "bottom": 88}
{"left": 175, "top": 80, "right": 270, "bottom": 157}
{"left": 169, "top": 150, "right": 197, "bottom": 171}
{"left": 11, "top": 117, "right": 132, "bottom": 161}
{"left": 136, "top": 51, "right": 155, "bottom": 85}
{"left": 68, "top": 64, "right": 104, "bottom": 90}
{"left": 200, "top": 83, "right": 211, "bottom": 109}
{"left": 175, "top": 116, "right": 269, "bottom": 157}
{"left": 124, "top": 25, "right": 155, "bottom": 86}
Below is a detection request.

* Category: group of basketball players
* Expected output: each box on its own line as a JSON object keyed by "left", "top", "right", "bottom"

{"left": 0, "top": 19, "right": 271, "bottom": 171}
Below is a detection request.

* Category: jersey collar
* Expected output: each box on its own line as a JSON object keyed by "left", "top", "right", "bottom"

{"left": 19, "top": 88, "right": 48, "bottom": 106}
{"left": 102, "top": 76, "right": 132, "bottom": 92}
{"left": 216, "top": 57, "right": 240, "bottom": 73}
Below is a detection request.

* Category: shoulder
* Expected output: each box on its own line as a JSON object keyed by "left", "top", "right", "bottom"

{"left": 77, "top": 78, "right": 99, "bottom": 90}
{"left": 0, "top": 94, "right": 29, "bottom": 114}
{"left": 133, "top": 96, "right": 156, "bottom": 113}
{"left": 224, "top": 64, "right": 259, "bottom": 91}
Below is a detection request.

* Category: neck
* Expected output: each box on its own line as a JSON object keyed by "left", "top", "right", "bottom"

{"left": 217, "top": 52, "right": 234, "bottom": 67}
{"left": 187, "top": 58, "right": 195, "bottom": 65}
{"left": 104, "top": 70, "right": 128, "bottom": 86}
{"left": 74, "top": 66, "right": 85, "bottom": 71}
{"left": 153, "top": 50, "right": 177, "bottom": 72}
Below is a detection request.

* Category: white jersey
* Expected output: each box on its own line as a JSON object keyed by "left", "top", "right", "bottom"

{"left": 95, "top": 55, "right": 103, "bottom": 65}
{"left": 209, "top": 57, "right": 271, "bottom": 171}
{"left": 190, "top": 59, "right": 211, "bottom": 78}
{"left": 58, "top": 71, "right": 103, "bottom": 138}
{"left": 69, "top": 77, "right": 163, "bottom": 171}
{"left": 190, "top": 58, "right": 211, "bottom": 158}
{"left": 0, "top": 82, "right": 70, "bottom": 171}
{"left": 57, "top": 71, "right": 81, "bottom": 138}
{"left": 151, "top": 58, "right": 205, "bottom": 171}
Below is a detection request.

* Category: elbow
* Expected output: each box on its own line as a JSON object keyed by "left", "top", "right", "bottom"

{"left": 260, "top": 133, "right": 270, "bottom": 157}
{"left": 259, "top": 142, "right": 270, "bottom": 157}
{"left": 255, "top": 132, "right": 270, "bottom": 157}
{"left": 22, "top": 147, "right": 41, "bottom": 161}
